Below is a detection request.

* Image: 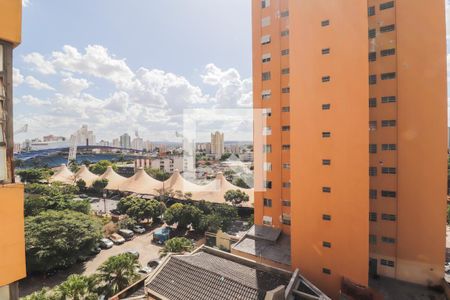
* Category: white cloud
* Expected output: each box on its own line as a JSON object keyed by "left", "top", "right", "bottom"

{"left": 13, "top": 68, "right": 24, "bottom": 87}
{"left": 15, "top": 45, "right": 253, "bottom": 141}
{"left": 23, "top": 52, "right": 56, "bottom": 75}
{"left": 25, "top": 76, "right": 55, "bottom": 90}
{"left": 60, "top": 76, "right": 90, "bottom": 95}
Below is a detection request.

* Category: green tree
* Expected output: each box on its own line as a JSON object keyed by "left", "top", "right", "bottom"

{"left": 96, "top": 253, "right": 140, "bottom": 297}
{"left": 92, "top": 178, "right": 108, "bottom": 194}
{"left": 68, "top": 159, "right": 80, "bottom": 173}
{"left": 25, "top": 210, "right": 102, "bottom": 273}
{"left": 89, "top": 160, "right": 117, "bottom": 175}
{"left": 25, "top": 194, "right": 90, "bottom": 217}
{"left": 220, "top": 153, "right": 232, "bottom": 161}
{"left": 159, "top": 237, "right": 194, "bottom": 258}
{"left": 224, "top": 189, "right": 249, "bottom": 206}
{"left": 76, "top": 179, "right": 87, "bottom": 192}
{"left": 213, "top": 203, "right": 238, "bottom": 231}
{"left": 21, "top": 288, "right": 57, "bottom": 300}
{"left": 163, "top": 203, "right": 203, "bottom": 230}
{"left": 145, "top": 168, "right": 170, "bottom": 181}
{"left": 117, "top": 196, "right": 166, "bottom": 222}
{"left": 55, "top": 274, "right": 98, "bottom": 300}
{"left": 25, "top": 182, "right": 79, "bottom": 196}
{"left": 117, "top": 217, "right": 137, "bottom": 230}
{"left": 233, "top": 178, "right": 250, "bottom": 189}
{"left": 17, "top": 168, "right": 53, "bottom": 183}
{"left": 198, "top": 214, "right": 223, "bottom": 233}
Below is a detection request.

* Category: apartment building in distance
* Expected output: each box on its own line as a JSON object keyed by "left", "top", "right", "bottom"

{"left": 0, "top": 1, "right": 25, "bottom": 299}
{"left": 211, "top": 131, "right": 224, "bottom": 159}
{"left": 252, "top": 0, "right": 447, "bottom": 297}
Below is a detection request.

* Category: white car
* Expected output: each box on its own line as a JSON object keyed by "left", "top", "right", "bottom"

{"left": 138, "top": 266, "right": 153, "bottom": 274}
{"left": 99, "top": 238, "right": 114, "bottom": 249}
{"left": 133, "top": 225, "right": 146, "bottom": 234}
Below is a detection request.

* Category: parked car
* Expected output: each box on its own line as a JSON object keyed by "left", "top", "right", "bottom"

{"left": 147, "top": 259, "right": 160, "bottom": 269}
{"left": 125, "top": 250, "right": 139, "bottom": 258}
{"left": 89, "top": 197, "right": 100, "bottom": 203}
{"left": 109, "top": 233, "right": 125, "bottom": 245}
{"left": 79, "top": 194, "right": 88, "bottom": 199}
{"left": 118, "top": 229, "right": 135, "bottom": 241}
{"left": 90, "top": 245, "right": 102, "bottom": 255}
{"left": 152, "top": 227, "right": 171, "bottom": 245}
{"left": 99, "top": 238, "right": 114, "bottom": 249}
{"left": 132, "top": 225, "right": 146, "bottom": 234}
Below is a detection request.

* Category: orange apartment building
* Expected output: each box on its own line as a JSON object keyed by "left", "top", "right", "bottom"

{"left": 253, "top": 0, "right": 447, "bottom": 297}
{"left": 0, "top": 1, "right": 25, "bottom": 300}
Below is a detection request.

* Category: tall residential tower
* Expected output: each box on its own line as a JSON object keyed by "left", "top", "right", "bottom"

{"left": 252, "top": 0, "right": 446, "bottom": 297}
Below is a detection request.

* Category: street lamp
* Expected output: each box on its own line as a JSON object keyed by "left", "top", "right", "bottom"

{"left": 103, "top": 190, "right": 107, "bottom": 214}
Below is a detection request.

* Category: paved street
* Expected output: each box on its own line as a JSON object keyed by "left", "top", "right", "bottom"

{"left": 19, "top": 229, "right": 163, "bottom": 297}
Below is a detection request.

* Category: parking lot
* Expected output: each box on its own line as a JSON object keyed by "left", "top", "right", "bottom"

{"left": 19, "top": 227, "right": 163, "bottom": 297}
{"left": 88, "top": 197, "right": 119, "bottom": 214}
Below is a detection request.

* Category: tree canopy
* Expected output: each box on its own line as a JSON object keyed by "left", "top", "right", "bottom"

{"left": 89, "top": 160, "right": 117, "bottom": 175}
{"left": 92, "top": 178, "right": 109, "bottom": 194}
{"left": 17, "top": 168, "right": 54, "bottom": 183}
{"left": 163, "top": 203, "right": 203, "bottom": 230}
{"left": 117, "top": 196, "right": 166, "bottom": 222}
{"left": 224, "top": 189, "right": 250, "bottom": 206}
{"left": 25, "top": 210, "right": 102, "bottom": 273}
{"left": 145, "top": 167, "right": 170, "bottom": 181}
{"left": 159, "top": 237, "right": 194, "bottom": 258}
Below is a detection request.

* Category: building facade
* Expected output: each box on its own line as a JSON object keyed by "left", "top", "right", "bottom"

{"left": 120, "top": 133, "right": 131, "bottom": 149}
{"left": 252, "top": 0, "right": 446, "bottom": 297}
{"left": 210, "top": 131, "right": 224, "bottom": 159}
{"left": 0, "top": 1, "right": 25, "bottom": 299}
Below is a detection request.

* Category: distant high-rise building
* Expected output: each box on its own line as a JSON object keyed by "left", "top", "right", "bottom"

{"left": 210, "top": 131, "right": 224, "bottom": 159}
{"left": 131, "top": 137, "right": 144, "bottom": 151}
{"left": 112, "top": 138, "right": 120, "bottom": 148}
{"left": 120, "top": 133, "right": 131, "bottom": 149}
{"left": 76, "top": 125, "right": 95, "bottom": 146}
{"left": 252, "top": 0, "right": 446, "bottom": 297}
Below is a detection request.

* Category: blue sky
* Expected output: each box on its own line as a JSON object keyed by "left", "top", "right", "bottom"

{"left": 13, "top": 0, "right": 253, "bottom": 142}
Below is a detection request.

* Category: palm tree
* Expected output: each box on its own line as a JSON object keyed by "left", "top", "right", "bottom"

{"left": 96, "top": 253, "right": 140, "bottom": 297}
{"left": 55, "top": 274, "right": 98, "bottom": 300}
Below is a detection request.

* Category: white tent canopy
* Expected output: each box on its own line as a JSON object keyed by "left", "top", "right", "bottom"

{"left": 49, "top": 164, "right": 75, "bottom": 185}
{"left": 74, "top": 165, "right": 99, "bottom": 187}
{"left": 99, "top": 166, "right": 127, "bottom": 190}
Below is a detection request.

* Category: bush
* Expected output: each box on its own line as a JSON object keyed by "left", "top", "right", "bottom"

{"left": 89, "top": 160, "right": 117, "bottom": 175}
{"left": 159, "top": 237, "right": 194, "bottom": 257}
{"left": 17, "top": 168, "right": 54, "bottom": 183}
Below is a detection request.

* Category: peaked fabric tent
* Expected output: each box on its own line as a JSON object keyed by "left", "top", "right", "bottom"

{"left": 74, "top": 165, "right": 99, "bottom": 187}
{"left": 118, "top": 167, "right": 163, "bottom": 195}
{"left": 49, "top": 164, "right": 75, "bottom": 185}
{"left": 99, "top": 166, "right": 127, "bottom": 190}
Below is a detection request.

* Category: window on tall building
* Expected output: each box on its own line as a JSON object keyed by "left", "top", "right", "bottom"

{"left": 282, "top": 163, "right": 290, "bottom": 169}
{"left": 262, "top": 72, "right": 271, "bottom": 81}
{"left": 322, "top": 48, "right": 330, "bottom": 55}
{"left": 322, "top": 268, "right": 331, "bottom": 275}
{"left": 381, "top": 259, "right": 395, "bottom": 267}
{"left": 322, "top": 104, "right": 331, "bottom": 110}
{"left": 281, "top": 125, "right": 290, "bottom": 131}
{"left": 263, "top": 215, "right": 272, "bottom": 225}
{"left": 282, "top": 200, "right": 291, "bottom": 207}
{"left": 369, "top": 98, "right": 377, "bottom": 107}
{"left": 382, "top": 167, "right": 396, "bottom": 174}
{"left": 322, "top": 131, "right": 331, "bottom": 138}
{"left": 282, "top": 182, "right": 291, "bottom": 188}
{"left": 370, "top": 189, "right": 377, "bottom": 199}
{"left": 262, "top": 108, "right": 272, "bottom": 117}
{"left": 281, "top": 68, "right": 290, "bottom": 75}
{"left": 382, "top": 214, "right": 396, "bottom": 221}
{"left": 369, "top": 74, "right": 377, "bottom": 85}
{"left": 282, "top": 214, "right": 291, "bottom": 225}
{"left": 380, "top": 24, "right": 395, "bottom": 33}
{"left": 263, "top": 162, "right": 272, "bottom": 171}
{"left": 369, "top": 52, "right": 377, "bottom": 62}
{"left": 381, "top": 120, "right": 396, "bottom": 127}
{"left": 322, "top": 187, "right": 331, "bottom": 193}
{"left": 281, "top": 30, "right": 289, "bottom": 37}
{"left": 381, "top": 96, "right": 396, "bottom": 103}
{"left": 261, "top": 35, "right": 271, "bottom": 45}
{"left": 381, "top": 72, "right": 396, "bottom": 80}
{"left": 380, "top": 1, "right": 394, "bottom": 10}
{"left": 282, "top": 87, "right": 290, "bottom": 93}
{"left": 369, "top": 167, "right": 377, "bottom": 176}
{"left": 381, "top": 236, "right": 396, "bottom": 244}
{"left": 262, "top": 53, "right": 271, "bottom": 63}
{"left": 282, "top": 106, "right": 290, "bottom": 112}
{"left": 381, "top": 48, "right": 396, "bottom": 57}
{"left": 368, "top": 6, "right": 375, "bottom": 16}
{"left": 322, "top": 214, "right": 332, "bottom": 221}
{"left": 322, "top": 76, "right": 331, "bottom": 82}
{"left": 262, "top": 90, "right": 271, "bottom": 100}
{"left": 322, "top": 159, "right": 331, "bottom": 166}
{"left": 281, "top": 49, "right": 289, "bottom": 56}
{"left": 263, "top": 144, "right": 272, "bottom": 153}
{"left": 282, "top": 144, "right": 290, "bottom": 150}
{"left": 321, "top": 20, "right": 330, "bottom": 27}
{"left": 261, "top": 0, "right": 270, "bottom": 8}
{"left": 381, "top": 190, "right": 396, "bottom": 198}
{"left": 263, "top": 181, "right": 272, "bottom": 189}
{"left": 369, "top": 144, "right": 377, "bottom": 154}
{"left": 369, "top": 234, "right": 377, "bottom": 244}
{"left": 369, "top": 212, "right": 377, "bottom": 222}
{"left": 369, "top": 121, "right": 377, "bottom": 131}
{"left": 382, "top": 144, "right": 397, "bottom": 151}
{"left": 280, "top": 10, "right": 289, "bottom": 17}
{"left": 323, "top": 241, "right": 332, "bottom": 248}
{"left": 261, "top": 16, "right": 271, "bottom": 27}
{"left": 263, "top": 126, "right": 272, "bottom": 136}
{"left": 369, "top": 29, "right": 376, "bottom": 38}
{"left": 263, "top": 198, "right": 272, "bottom": 207}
